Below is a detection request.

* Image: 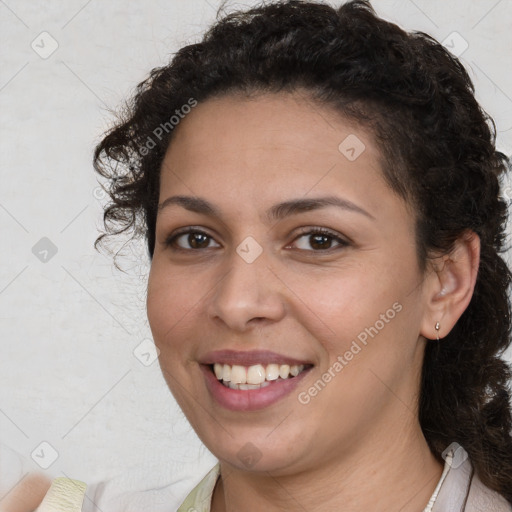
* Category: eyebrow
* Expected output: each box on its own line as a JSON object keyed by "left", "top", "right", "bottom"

{"left": 157, "top": 195, "right": 375, "bottom": 222}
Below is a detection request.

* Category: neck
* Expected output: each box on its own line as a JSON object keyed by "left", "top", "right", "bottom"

{"left": 211, "top": 421, "right": 443, "bottom": 512}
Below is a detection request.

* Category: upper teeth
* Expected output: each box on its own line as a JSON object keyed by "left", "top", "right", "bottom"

{"left": 213, "top": 363, "right": 305, "bottom": 385}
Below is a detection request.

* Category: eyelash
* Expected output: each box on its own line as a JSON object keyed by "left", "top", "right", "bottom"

{"left": 164, "top": 226, "right": 350, "bottom": 253}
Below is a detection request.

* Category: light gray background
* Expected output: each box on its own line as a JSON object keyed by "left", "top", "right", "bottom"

{"left": 1, "top": 0, "right": 511, "bottom": 500}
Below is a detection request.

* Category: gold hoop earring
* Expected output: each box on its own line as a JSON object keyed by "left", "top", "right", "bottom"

{"left": 435, "top": 322, "right": 440, "bottom": 341}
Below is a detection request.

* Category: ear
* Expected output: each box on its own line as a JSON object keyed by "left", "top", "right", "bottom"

{"left": 420, "top": 230, "right": 480, "bottom": 341}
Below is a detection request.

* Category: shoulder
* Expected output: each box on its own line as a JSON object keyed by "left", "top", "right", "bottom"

{"left": 432, "top": 454, "right": 511, "bottom": 512}
{"left": 80, "top": 462, "right": 216, "bottom": 512}
{"left": 466, "top": 471, "right": 512, "bottom": 512}
{"left": 36, "top": 475, "right": 186, "bottom": 512}
{"left": 37, "top": 478, "right": 86, "bottom": 512}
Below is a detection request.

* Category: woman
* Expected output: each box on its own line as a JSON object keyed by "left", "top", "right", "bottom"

{"left": 36, "top": 0, "right": 512, "bottom": 510}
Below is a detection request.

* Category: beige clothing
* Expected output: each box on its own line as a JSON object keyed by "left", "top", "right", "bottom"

{"left": 176, "top": 451, "right": 511, "bottom": 512}
{"left": 38, "top": 448, "right": 511, "bottom": 511}
{"left": 36, "top": 477, "right": 87, "bottom": 512}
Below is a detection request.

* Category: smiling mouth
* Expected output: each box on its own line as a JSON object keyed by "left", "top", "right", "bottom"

{"left": 209, "top": 362, "right": 314, "bottom": 390}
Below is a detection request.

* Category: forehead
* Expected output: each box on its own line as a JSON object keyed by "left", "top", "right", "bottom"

{"left": 160, "top": 91, "right": 386, "bottom": 193}
{"left": 167, "top": 91, "right": 368, "bottom": 159}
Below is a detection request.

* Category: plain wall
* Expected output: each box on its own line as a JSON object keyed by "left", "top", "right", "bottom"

{"left": 1, "top": 0, "right": 511, "bottom": 500}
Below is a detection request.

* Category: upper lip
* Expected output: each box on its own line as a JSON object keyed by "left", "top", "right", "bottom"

{"left": 199, "top": 349, "right": 314, "bottom": 367}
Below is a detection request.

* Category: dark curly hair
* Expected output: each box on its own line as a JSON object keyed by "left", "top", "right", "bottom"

{"left": 93, "top": 0, "right": 512, "bottom": 501}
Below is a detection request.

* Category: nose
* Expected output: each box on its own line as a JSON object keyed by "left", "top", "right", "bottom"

{"left": 206, "top": 249, "right": 286, "bottom": 332}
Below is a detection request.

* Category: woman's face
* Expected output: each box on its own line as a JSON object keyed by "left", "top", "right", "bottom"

{"left": 147, "top": 91, "right": 431, "bottom": 474}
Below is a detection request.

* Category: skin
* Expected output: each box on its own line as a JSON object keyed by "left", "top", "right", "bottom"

{"left": 146, "top": 90, "right": 480, "bottom": 512}
{"left": 0, "top": 472, "right": 51, "bottom": 512}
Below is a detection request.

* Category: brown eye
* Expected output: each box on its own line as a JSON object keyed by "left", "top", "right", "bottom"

{"left": 185, "top": 232, "right": 210, "bottom": 249}
{"left": 292, "top": 228, "right": 349, "bottom": 252}
{"left": 165, "top": 229, "right": 220, "bottom": 250}
{"left": 310, "top": 234, "right": 334, "bottom": 250}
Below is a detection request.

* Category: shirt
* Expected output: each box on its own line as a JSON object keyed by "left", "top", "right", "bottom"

{"left": 176, "top": 450, "right": 512, "bottom": 512}
{"left": 35, "top": 446, "right": 512, "bottom": 511}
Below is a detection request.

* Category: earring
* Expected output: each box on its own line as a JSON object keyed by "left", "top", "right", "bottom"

{"left": 435, "top": 322, "right": 440, "bottom": 341}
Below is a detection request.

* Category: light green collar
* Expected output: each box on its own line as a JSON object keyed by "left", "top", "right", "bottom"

{"left": 177, "top": 462, "right": 221, "bottom": 512}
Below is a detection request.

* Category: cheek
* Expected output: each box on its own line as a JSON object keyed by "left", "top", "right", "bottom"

{"left": 293, "top": 258, "right": 418, "bottom": 376}
{"left": 289, "top": 263, "right": 390, "bottom": 344}
{"left": 146, "top": 264, "right": 202, "bottom": 353}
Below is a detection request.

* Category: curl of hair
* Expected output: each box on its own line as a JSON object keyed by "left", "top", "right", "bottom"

{"left": 93, "top": 0, "right": 512, "bottom": 501}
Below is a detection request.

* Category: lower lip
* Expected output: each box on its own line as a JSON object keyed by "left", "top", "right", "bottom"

{"left": 200, "top": 364, "right": 313, "bottom": 412}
